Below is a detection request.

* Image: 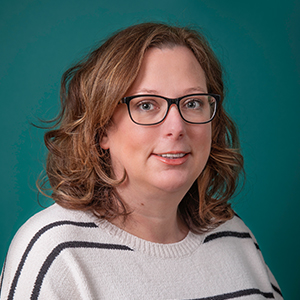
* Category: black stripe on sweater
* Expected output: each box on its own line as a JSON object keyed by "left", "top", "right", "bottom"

{"left": 7, "top": 220, "right": 98, "bottom": 300}
{"left": 30, "top": 241, "right": 133, "bottom": 300}
{"left": 204, "top": 231, "right": 251, "bottom": 243}
{"left": 232, "top": 213, "right": 261, "bottom": 250}
{"left": 186, "top": 288, "right": 274, "bottom": 299}
{"left": 233, "top": 212, "right": 242, "bottom": 219}
{"left": 0, "top": 256, "right": 7, "bottom": 293}
{"left": 271, "top": 283, "right": 283, "bottom": 297}
{"left": 203, "top": 231, "right": 260, "bottom": 250}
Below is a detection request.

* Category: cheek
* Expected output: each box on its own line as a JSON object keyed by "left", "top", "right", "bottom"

{"left": 194, "top": 125, "right": 212, "bottom": 159}
{"left": 196, "top": 123, "right": 211, "bottom": 143}
{"left": 108, "top": 125, "right": 156, "bottom": 178}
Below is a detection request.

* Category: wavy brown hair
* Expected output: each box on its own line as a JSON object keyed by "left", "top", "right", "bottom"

{"left": 39, "top": 22, "right": 244, "bottom": 233}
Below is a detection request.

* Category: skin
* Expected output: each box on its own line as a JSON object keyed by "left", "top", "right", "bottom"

{"left": 100, "top": 46, "right": 212, "bottom": 243}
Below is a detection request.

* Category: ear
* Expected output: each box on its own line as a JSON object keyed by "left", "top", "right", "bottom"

{"left": 99, "top": 132, "right": 110, "bottom": 150}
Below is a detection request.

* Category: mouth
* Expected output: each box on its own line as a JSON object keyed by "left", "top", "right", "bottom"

{"left": 153, "top": 152, "right": 190, "bottom": 165}
{"left": 156, "top": 153, "right": 188, "bottom": 159}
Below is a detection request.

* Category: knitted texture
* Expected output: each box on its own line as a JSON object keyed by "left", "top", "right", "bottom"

{"left": 0, "top": 204, "right": 283, "bottom": 299}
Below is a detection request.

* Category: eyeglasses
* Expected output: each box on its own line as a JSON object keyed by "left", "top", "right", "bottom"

{"left": 120, "top": 93, "right": 220, "bottom": 126}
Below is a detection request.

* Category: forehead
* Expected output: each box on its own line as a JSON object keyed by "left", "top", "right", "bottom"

{"left": 127, "top": 46, "right": 207, "bottom": 97}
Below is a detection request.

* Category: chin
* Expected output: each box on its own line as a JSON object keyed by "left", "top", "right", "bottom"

{"left": 153, "top": 177, "right": 195, "bottom": 195}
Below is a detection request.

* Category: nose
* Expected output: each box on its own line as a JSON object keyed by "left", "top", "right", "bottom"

{"left": 161, "top": 104, "right": 186, "bottom": 138}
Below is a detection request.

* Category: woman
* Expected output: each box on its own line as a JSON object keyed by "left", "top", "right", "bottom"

{"left": 0, "top": 23, "right": 283, "bottom": 299}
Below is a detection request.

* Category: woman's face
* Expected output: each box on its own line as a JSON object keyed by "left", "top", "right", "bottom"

{"left": 100, "top": 46, "right": 212, "bottom": 198}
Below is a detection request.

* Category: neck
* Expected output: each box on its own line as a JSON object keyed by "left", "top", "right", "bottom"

{"left": 112, "top": 207, "right": 188, "bottom": 244}
{"left": 112, "top": 185, "right": 189, "bottom": 244}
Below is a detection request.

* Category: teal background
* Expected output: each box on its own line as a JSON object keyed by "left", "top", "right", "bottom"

{"left": 1, "top": 0, "right": 299, "bottom": 298}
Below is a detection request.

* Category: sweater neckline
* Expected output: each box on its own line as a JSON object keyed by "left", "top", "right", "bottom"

{"left": 95, "top": 219, "right": 204, "bottom": 258}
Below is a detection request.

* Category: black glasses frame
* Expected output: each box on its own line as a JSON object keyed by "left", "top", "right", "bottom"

{"left": 120, "top": 93, "right": 221, "bottom": 126}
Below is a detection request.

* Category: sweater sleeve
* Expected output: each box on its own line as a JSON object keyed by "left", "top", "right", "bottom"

{"left": 226, "top": 215, "right": 284, "bottom": 300}
{"left": 265, "top": 265, "right": 283, "bottom": 299}
{"left": 1, "top": 206, "right": 284, "bottom": 300}
{"left": 0, "top": 205, "right": 99, "bottom": 300}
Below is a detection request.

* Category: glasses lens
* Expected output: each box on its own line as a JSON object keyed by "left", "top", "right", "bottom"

{"left": 129, "top": 96, "right": 168, "bottom": 125}
{"left": 179, "top": 95, "right": 217, "bottom": 123}
{"left": 127, "top": 94, "right": 217, "bottom": 125}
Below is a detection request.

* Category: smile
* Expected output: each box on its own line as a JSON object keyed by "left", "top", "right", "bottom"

{"left": 157, "top": 153, "right": 187, "bottom": 159}
{"left": 153, "top": 152, "right": 189, "bottom": 165}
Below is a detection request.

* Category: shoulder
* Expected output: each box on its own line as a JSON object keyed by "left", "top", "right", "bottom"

{"left": 3, "top": 204, "right": 104, "bottom": 263}
{"left": 202, "top": 213, "right": 261, "bottom": 253}
{"left": 0, "top": 204, "right": 103, "bottom": 299}
{"left": 6, "top": 204, "right": 100, "bottom": 252}
{"left": 200, "top": 214, "right": 283, "bottom": 299}
{"left": 205, "top": 213, "right": 259, "bottom": 243}
{"left": 16, "top": 203, "right": 97, "bottom": 228}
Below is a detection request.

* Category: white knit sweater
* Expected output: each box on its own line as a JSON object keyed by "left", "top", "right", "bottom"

{"left": 0, "top": 204, "right": 283, "bottom": 300}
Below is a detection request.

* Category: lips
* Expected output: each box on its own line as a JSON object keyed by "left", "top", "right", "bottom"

{"left": 153, "top": 152, "right": 190, "bottom": 165}
{"left": 156, "top": 153, "right": 187, "bottom": 159}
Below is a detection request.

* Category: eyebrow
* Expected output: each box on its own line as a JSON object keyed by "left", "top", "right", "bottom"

{"left": 135, "top": 89, "right": 159, "bottom": 94}
{"left": 133, "top": 86, "right": 207, "bottom": 95}
{"left": 183, "top": 87, "right": 207, "bottom": 94}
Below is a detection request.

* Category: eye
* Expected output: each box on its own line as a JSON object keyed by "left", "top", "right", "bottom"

{"left": 137, "top": 101, "right": 156, "bottom": 111}
{"left": 182, "top": 98, "right": 204, "bottom": 110}
{"left": 132, "top": 97, "right": 161, "bottom": 113}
